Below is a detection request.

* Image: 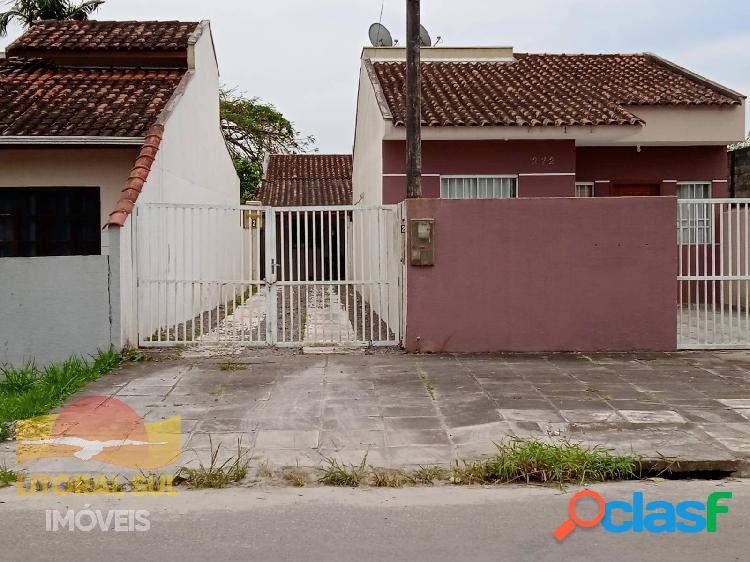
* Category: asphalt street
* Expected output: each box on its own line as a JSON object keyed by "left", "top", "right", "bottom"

{"left": 0, "top": 479, "right": 747, "bottom": 561}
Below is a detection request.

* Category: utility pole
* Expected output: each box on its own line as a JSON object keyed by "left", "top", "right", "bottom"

{"left": 406, "top": 0, "right": 422, "bottom": 198}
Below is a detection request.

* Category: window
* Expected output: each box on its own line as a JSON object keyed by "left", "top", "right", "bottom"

{"left": 575, "top": 183, "right": 594, "bottom": 198}
{"left": 0, "top": 187, "right": 101, "bottom": 258}
{"left": 440, "top": 176, "right": 517, "bottom": 199}
{"left": 677, "top": 182, "right": 711, "bottom": 245}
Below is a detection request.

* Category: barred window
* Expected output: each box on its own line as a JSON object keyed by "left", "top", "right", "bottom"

{"left": 440, "top": 176, "right": 517, "bottom": 199}
{"left": 677, "top": 182, "right": 711, "bottom": 245}
{"left": 575, "top": 183, "right": 594, "bottom": 198}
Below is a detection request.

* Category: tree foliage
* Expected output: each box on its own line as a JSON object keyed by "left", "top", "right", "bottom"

{"left": 220, "top": 89, "right": 315, "bottom": 201}
{"left": 0, "top": 0, "right": 105, "bottom": 36}
{"left": 729, "top": 134, "right": 750, "bottom": 152}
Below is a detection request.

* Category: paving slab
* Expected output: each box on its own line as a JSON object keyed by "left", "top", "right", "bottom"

{"left": 6, "top": 349, "right": 750, "bottom": 475}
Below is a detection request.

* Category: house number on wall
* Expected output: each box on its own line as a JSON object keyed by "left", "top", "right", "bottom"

{"left": 531, "top": 155, "right": 556, "bottom": 166}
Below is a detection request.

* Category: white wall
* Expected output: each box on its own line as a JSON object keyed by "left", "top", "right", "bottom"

{"left": 352, "top": 63, "right": 385, "bottom": 206}
{"left": 124, "top": 23, "right": 241, "bottom": 346}
{"left": 137, "top": 26, "right": 239, "bottom": 207}
{"left": 381, "top": 103, "right": 746, "bottom": 146}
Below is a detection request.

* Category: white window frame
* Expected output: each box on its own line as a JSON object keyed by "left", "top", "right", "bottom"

{"left": 677, "top": 182, "right": 712, "bottom": 245}
{"left": 575, "top": 183, "right": 595, "bottom": 198}
{"left": 439, "top": 175, "right": 518, "bottom": 199}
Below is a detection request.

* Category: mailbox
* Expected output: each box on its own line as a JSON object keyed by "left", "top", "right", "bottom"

{"left": 409, "top": 219, "right": 435, "bottom": 266}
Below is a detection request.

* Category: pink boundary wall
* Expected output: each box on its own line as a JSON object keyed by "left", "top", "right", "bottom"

{"left": 405, "top": 197, "right": 678, "bottom": 352}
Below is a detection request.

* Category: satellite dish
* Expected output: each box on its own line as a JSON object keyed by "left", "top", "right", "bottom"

{"left": 419, "top": 25, "right": 432, "bottom": 47}
{"left": 369, "top": 23, "right": 394, "bottom": 47}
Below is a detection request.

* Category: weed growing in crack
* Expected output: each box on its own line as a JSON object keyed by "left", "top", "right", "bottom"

{"left": 412, "top": 465, "right": 447, "bottom": 485}
{"left": 451, "top": 438, "right": 638, "bottom": 488}
{"left": 282, "top": 466, "right": 310, "bottom": 487}
{"left": 0, "top": 462, "right": 19, "bottom": 488}
{"left": 371, "top": 468, "right": 414, "bottom": 487}
{"left": 177, "top": 436, "right": 250, "bottom": 489}
{"left": 317, "top": 454, "right": 369, "bottom": 487}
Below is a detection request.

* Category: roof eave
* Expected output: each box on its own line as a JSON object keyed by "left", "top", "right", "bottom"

{"left": 363, "top": 58, "right": 393, "bottom": 121}
{"left": 0, "top": 136, "right": 146, "bottom": 146}
{"left": 645, "top": 52, "right": 746, "bottom": 102}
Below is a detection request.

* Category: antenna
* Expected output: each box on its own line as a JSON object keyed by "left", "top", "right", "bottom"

{"left": 369, "top": 23, "right": 394, "bottom": 47}
{"left": 419, "top": 24, "right": 432, "bottom": 47}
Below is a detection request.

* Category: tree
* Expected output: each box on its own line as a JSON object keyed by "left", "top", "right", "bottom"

{"left": 729, "top": 134, "right": 750, "bottom": 151}
{"left": 220, "top": 89, "right": 315, "bottom": 202}
{"left": 0, "top": 0, "right": 105, "bottom": 36}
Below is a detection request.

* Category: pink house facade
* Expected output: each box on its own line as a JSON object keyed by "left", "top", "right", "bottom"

{"left": 351, "top": 46, "right": 747, "bottom": 352}
{"left": 353, "top": 47, "right": 745, "bottom": 207}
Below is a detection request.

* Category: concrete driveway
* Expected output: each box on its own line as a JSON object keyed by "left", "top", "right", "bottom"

{"left": 5, "top": 349, "right": 750, "bottom": 473}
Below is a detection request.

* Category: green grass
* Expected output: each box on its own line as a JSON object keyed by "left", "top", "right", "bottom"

{"left": 177, "top": 437, "right": 250, "bottom": 489}
{"left": 0, "top": 463, "right": 19, "bottom": 488}
{"left": 218, "top": 361, "right": 246, "bottom": 372}
{"left": 371, "top": 468, "right": 415, "bottom": 488}
{"left": 317, "top": 454, "right": 369, "bottom": 487}
{"left": 412, "top": 465, "right": 447, "bottom": 485}
{"left": 452, "top": 438, "right": 638, "bottom": 488}
{"left": 0, "top": 349, "right": 123, "bottom": 435}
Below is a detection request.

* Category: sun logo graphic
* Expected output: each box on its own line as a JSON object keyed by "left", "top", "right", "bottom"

{"left": 16, "top": 396, "right": 180, "bottom": 469}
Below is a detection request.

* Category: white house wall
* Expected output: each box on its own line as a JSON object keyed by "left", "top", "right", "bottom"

{"left": 382, "top": 103, "right": 746, "bottom": 146}
{"left": 126, "top": 25, "right": 241, "bottom": 347}
{"left": 353, "top": 64, "right": 385, "bottom": 206}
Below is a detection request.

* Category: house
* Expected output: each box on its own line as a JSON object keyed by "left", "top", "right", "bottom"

{"left": 257, "top": 154, "right": 353, "bottom": 207}
{"left": 255, "top": 154, "right": 353, "bottom": 282}
{"left": 349, "top": 46, "right": 748, "bottom": 352}
{"left": 0, "top": 20, "right": 239, "bottom": 365}
{"left": 353, "top": 47, "right": 745, "bottom": 205}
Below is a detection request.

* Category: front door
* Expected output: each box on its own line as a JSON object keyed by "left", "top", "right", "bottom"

{"left": 611, "top": 184, "right": 661, "bottom": 197}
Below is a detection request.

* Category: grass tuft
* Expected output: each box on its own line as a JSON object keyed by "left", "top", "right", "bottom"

{"left": 411, "top": 465, "right": 447, "bottom": 485}
{"left": 177, "top": 437, "right": 250, "bottom": 489}
{"left": 282, "top": 467, "right": 310, "bottom": 487}
{"left": 218, "top": 361, "right": 246, "bottom": 372}
{"left": 121, "top": 348, "right": 145, "bottom": 362}
{"left": 256, "top": 461, "right": 275, "bottom": 479}
{"left": 371, "top": 468, "right": 414, "bottom": 488}
{"left": 0, "top": 349, "right": 123, "bottom": 431}
{"left": 451, "top": 438, "right": 638, "bottom": 488}
{"left": 0, "top": 462, "right": 19, "bottom": 488}
{"left": 0, "top": 423, "right": 9, "bottom": 443}
{"left": 317, "top": 454, "right": 369, "bottom": 487}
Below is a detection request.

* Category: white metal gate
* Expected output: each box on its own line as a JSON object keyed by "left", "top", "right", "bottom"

{"left": 678, "top": 198, "right": 750, "bottom": 348}
{"left": 135, "top": 203, "right": 403, "bottom": 348}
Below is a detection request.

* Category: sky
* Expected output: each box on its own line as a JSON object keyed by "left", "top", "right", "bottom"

{"left": 1, "top": 0, "right": 749, "bottom": 153}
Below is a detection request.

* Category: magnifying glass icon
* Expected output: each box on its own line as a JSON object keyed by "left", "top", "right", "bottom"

{"left": 553, "top": 490, "right": 606, "bottom": 542}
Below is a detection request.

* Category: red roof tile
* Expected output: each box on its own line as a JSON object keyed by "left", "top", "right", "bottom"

{"left": 0, "top": 58, "right": 185, "bottom": 136}
{"left": 105, "top": 125, "right": 164, "bottom": 228}
{"left": 7, "top": 20, "right": 200, "bottom": 53}
{"left": 257, "top": 155, "right": 353, "bottom": 206}
{"left": 369, "top": 54, "right": 744, "bottom": 128}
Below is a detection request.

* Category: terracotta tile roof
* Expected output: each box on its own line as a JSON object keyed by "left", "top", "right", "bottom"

{"left": 0, "top": 58, "right": 185, "bottom": 136}
{"left": 257, "top": 155, "right": 353, "bottom": 206}
{"left": 369, "top": 53, "right": 744, "bottom": 128}
{"left": 105, "top": 125, "right": 164, "bottom": 228}
{"left": 7, "top": 20, "right": 200, "bottom": 53}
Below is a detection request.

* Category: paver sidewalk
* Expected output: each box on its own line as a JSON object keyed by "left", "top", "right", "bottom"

{"left": 5, "top": 350, "right": 750, "bottom": 474}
